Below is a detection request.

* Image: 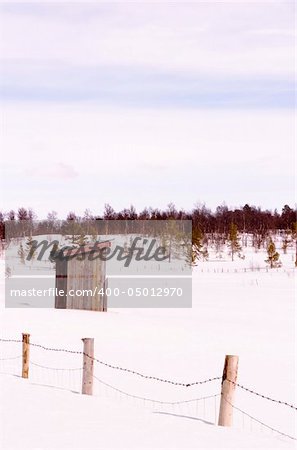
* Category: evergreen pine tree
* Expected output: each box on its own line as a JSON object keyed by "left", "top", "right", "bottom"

{"left": 282, "top": 237, "right": 289, "bottom": 254}
{"left": 265, "top": 238, "right": 281, "bottom": 268}
{"left": 25, "top": 235, "right": 35, "bottom": 261}
{"left": 191, "top": 228, "right": 208, "bottom": 266}
{"left": 228, "top": 223, "right": 242, "bottom": 261}
{"left": 18, "top": 243, "right": 25, "bottom": 264}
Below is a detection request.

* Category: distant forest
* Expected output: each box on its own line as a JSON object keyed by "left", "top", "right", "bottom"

{"left": 0, "top": 203, "right": 296, "bottom": 241}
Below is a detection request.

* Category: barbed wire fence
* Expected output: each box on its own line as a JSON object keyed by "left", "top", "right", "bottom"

{"left": 0, "top": 337, "right": 296, "bottom": 442}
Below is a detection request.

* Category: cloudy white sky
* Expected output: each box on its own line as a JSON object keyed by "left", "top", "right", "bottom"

{"left": 0, "top": 1, "right": 294, "bottom": 218}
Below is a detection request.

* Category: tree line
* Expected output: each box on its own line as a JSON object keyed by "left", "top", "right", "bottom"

{"left": 0, "top": 203, "right": 296, "bottom": 240}
{"left": 1, "top": 203, "right": 296, "bottom": 267}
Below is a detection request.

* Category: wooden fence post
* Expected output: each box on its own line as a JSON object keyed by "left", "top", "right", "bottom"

{"left": 82, "top": 338, "right": 94, "bottom": 395}
{"left": 22, "top": 333, "right": 30, "bottom": 378}
{"left": 218, "top": 355, "right": 239, "bottom": 426}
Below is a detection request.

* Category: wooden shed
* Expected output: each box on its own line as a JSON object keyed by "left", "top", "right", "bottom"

{"left": 55, "top": 241, "right": 111, "bottom": 311}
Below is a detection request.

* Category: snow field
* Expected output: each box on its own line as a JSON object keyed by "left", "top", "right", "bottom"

{"left": 0, "top": 240, "right": 296, "bottom": 449}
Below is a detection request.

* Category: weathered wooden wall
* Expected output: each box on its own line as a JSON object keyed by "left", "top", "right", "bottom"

{"left": 55, "top": 242, "right": 110, "bottom": 312}
{"left": 67, "top": 256, "right": 106, "bottom": 311}
{"left": 55, "top": 259, "right": 68, "bottom": 309}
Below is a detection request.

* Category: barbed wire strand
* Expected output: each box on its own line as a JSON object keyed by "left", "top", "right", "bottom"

{"left": 91, "top": 358, "right": 221, "bottom": 387}
{"left": 226, "top": 379, "right": 297, "bottom": 411}
{"left": 92, "top": 373, "right": 220, "bottom": 406}
{"left": 222, "top": 395, "right": 296, "bottom": 441}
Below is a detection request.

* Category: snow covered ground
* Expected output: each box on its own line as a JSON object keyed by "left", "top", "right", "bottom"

{"left": 0, "top": 240, "right": 296, "bottom": 449}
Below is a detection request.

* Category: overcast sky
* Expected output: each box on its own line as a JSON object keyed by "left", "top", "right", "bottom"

{"left": 0, "top": 2, "right": 294, "bottom": 218}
